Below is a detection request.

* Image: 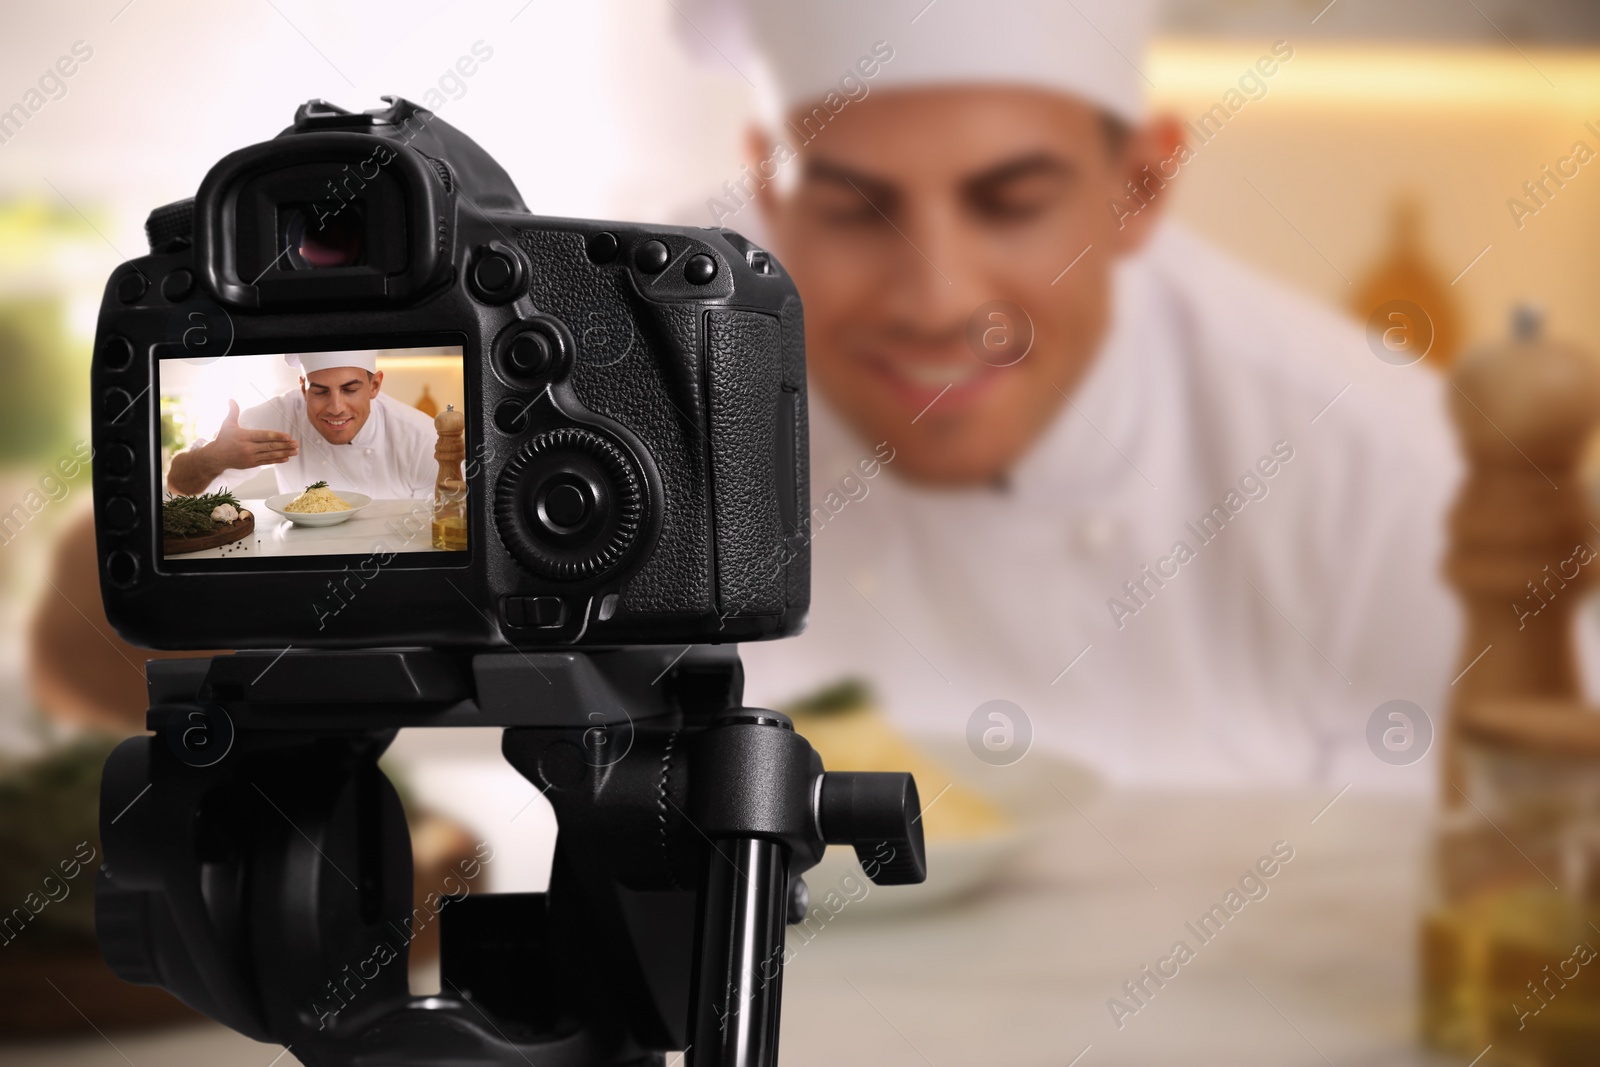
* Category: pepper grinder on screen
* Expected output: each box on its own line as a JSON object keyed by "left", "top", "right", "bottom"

{"left": 1426, "top": 308, "right": 1600, "bottom": 1065}
{"left": 432, "top": 403, "right": 468, "bottom": 551}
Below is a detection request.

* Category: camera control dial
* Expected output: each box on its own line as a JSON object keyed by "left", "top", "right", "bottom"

{"left": 494, "top": 427, "right": 645, "bottom": 581}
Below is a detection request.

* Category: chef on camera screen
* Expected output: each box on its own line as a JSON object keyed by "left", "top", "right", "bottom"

{"left": 163, "top": 349, "right": 454, "bottom": 500}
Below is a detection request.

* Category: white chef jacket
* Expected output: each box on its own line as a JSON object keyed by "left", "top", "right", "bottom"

{"left": 740, "top": 221, "right": 1466, "bottom": 789}
{"left": 198, "top": 391, "right": 439, "bottom": 500}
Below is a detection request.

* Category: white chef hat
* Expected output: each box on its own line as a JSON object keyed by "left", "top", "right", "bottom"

{"left": 285, "top": 351, "right": 379, "bottom": 375}
{"left": 678, "top": 0, "right": 1153, "bottom": 124}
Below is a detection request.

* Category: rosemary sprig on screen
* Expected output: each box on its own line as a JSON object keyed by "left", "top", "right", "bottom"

{"left": 161, "top": 489, "right": 241, "bottom": 537}
{"left": 305, "top": 480, "right": 328, "bottom": 491}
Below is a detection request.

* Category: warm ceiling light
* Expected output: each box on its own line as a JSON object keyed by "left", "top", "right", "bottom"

{"left": 1148, "top": 41, "right": 1600, "bottom": 109}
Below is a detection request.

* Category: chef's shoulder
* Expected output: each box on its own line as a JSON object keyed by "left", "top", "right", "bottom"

{"left": 377, "top": 392, "right": 439, "bottom": 447}
{"left": 1145, "top": 222, "right": 1456, "bottom": 477}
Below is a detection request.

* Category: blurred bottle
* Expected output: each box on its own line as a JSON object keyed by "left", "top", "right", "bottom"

{"left": 1423, "top": 737, "right": 1600, "bottom": 1065}
{"left": 1426, "top": 309, "right": 1600, "bottom": 1065}
{"left": 415, "top": 383, "right": 439, "bottom": 418}
{"left": 1353, "top": 195, "right": 1462, "bottom": 371}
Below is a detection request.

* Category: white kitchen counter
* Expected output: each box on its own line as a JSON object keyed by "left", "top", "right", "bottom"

{"left": 1, "top": 789, "right": 1465, "bottom": 1067}
{"left": 164, "top": 498, "right": 449, "bottom": 560}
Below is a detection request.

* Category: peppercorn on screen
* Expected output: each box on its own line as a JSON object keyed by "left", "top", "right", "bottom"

{"left": 156, "top": 347, "right": 468, "bottom": 561}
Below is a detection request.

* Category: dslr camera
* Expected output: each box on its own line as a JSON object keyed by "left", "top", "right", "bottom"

{"left": 90, "top": 98, "right": 925, "bottom": 1067}
{"left": 92, "top": 95, "right": 810, "bottom": 650}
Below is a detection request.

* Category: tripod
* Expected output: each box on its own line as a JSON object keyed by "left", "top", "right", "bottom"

{"left": 97, "top": 646, "right": 926, "bottom": 1066}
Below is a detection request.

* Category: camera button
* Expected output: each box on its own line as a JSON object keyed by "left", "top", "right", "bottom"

{"left": 474, "top": 253, "right": 514, "bottom": 292}
{"left": 510, "top": 331, "right": 553, "bottom": 376}
{"left": 684, "top": 254, "right": 717, "bottom": 285}
{"left": 470, "top": 244, "right": 525, "bottom": 304}
{"left": 104, "top": 444, "right": 137, "bottom": 477}
{"left": 587, "top": 232, "right": 619, "bottom": 264}
{"left": 105, "top": 495, "right": 138, "bottom": 533}
{"left": 105, "top": 550, "right": 140, "bottom": 589}
{"left": 160, "top": 269, "right": 195, "bottom": 302}
{"left": 528, "top": 597, "right": 566, "bottom": 626}
{"left": 504, "top": 595, "right": 567, "bottom": 628}
{"left": 542, "top": 482, "right": 591, "bottom": 529}
{"left": 116, "top": 271, "right": 148, "bottom": 304}
{"left": 635, "top": 239, "right": 670, "bottom": 274}
{"left": 103, "top": 387, "right": 138, "bottom": 424}
{"left": 533, "top": 472, "right": 598, "bottom": 539}
{"left": 495, "top": 398, "right": 533, "bottom": 435}
{"left": 100, "top": 335, "right": 135, "bottom": 372}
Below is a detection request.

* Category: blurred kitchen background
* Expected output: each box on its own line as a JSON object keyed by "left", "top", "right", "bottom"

{"left": 3, "top": 0, "right": 1600, "bottom": 1064}
{"left": 8, "top": 0, "right": 1600, "bottom": 736}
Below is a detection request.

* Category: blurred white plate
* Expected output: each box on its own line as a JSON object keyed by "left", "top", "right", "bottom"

{"left": 802, "top": 735, "right": 1099, "bottom": 917}
{"left": 264, "top": 490, "right": 371, "bottom": 527}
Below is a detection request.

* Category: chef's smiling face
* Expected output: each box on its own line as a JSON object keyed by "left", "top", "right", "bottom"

{"left": 756, "top": 86, "right": 1182, "bottom": 486}
{"left": 301, "top": 367, "right": 383, "bottom": 444}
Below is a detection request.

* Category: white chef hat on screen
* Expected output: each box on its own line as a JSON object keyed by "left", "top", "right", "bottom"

{"left": 285, "top": 351, "right": 379, "bottom": 375}
{"left": 676, "top": 0, "right": 1153, "bottom": 124}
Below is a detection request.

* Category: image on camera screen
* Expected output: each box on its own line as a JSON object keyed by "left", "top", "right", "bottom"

{"left": 157, "top": 346, "right": 468, "bottom": 561}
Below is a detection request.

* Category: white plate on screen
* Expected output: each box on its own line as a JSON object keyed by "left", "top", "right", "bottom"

{"left": 264, "top": 490, "right": 372, "bottom": 527}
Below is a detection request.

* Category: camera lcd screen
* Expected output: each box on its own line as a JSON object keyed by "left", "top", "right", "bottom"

{"left": 157, "top": 346, "right": 468, "bottom": 563}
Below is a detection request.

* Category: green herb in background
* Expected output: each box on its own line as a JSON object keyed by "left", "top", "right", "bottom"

{"left": 159, "top": 394, "right": 195, "bottom": 456}
{"left": 161, "top": 489, "right": 241, "bottom": 538}
{"left": 0, "top": 202, "right": 100, "bottom": 467}
{"left": 0, "top": 736, "right": 116, "bottom": 948}
{"left": 781, "top": 677, "right": 875, "bottom": 717}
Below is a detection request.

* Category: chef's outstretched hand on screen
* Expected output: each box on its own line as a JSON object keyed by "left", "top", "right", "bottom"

{"left": 167, "top": 399, "right": 299, "bottom": 494}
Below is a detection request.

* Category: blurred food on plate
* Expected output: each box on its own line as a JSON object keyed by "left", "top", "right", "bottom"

{"left": 785, "top": 678, "right": 1013, "bottom": 841}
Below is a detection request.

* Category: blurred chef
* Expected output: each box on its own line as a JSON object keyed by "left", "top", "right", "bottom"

{"left": 166, "top": 351, "right": 438, "bottom": 500}
{"left": 692, "top": 0, "right": 1463, "bottom": 785}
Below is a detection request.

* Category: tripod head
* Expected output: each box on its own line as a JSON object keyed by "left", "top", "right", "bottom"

{"left": 97, "top": 646, "right": 926, "bottom": 1066}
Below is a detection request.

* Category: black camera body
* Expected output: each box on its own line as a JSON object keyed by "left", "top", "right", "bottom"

{"left": 92, "top": 96, "right": 810, "bottom": 650}
{"left": 90, "top": 100, "right": 933, "bottom": 1067}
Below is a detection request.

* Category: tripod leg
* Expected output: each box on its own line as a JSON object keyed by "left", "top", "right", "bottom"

{"left": 692, "top": 837, "right": 789, "bottom": 1067}
{"left": 681, "top": 708, "right": 928, "bottom": 1066}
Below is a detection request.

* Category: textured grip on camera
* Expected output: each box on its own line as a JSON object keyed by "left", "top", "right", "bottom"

{"left": 706, "top": 310, "right": 785, "bottom": 618}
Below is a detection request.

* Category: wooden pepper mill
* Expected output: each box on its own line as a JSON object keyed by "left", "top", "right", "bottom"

{"left": 1442, "top": 307, "right": 1600, "bottom": 799}
{"left": 1429, "top": 309, "right": 1600, "bottom": 1064}
{"left": 432, "top": 404, "right": 468, "bottom": 551}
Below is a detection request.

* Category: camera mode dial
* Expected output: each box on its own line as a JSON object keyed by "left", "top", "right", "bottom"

{"left": 495, "top": 428, "right": 645, "bottom": 581}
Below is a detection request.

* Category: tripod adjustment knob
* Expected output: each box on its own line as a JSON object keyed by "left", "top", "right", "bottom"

{"left": 816, "top": 772, "right": 928, "bottom": 886}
